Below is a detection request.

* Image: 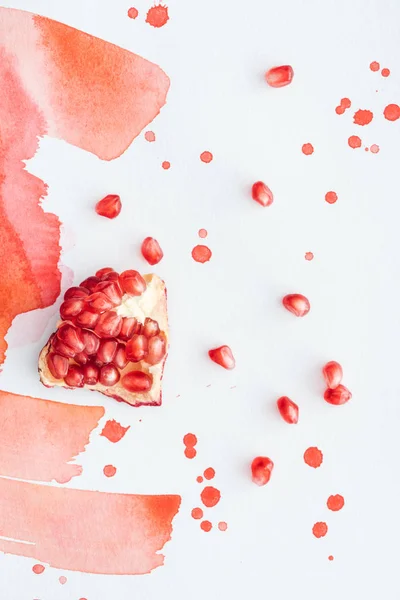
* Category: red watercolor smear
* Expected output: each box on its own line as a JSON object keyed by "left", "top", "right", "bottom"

{"left": 305, "top": 252, "right": 314, "bottom": 261}
{"left": 384, "top": 104, "right": 400, "bottom": 121}
{"left": 191, "top": 507, "right": 203, "bottom": 520}
{"left": 200, "top": 151, "right": 213, "bottom": 163}
{"left": 335, "top": 105, "right": 345, "bottom": 115}
{"left": 370, "top": 144, "right": 380, "bottom": 154}
{"left": 302, "top": 143, "right": 314, "bottom": 155}
{"left": 218, "top": 522, "right": 228, "bottom": 531}
{"left": 353, "top": 109, "right": 373, "bottom": 126}
{"left": 128, "top": 7, "right": 139, "bottom": 19}
{"left": 304, "top": 447, "right": 323, "bottom": 468}
{"left": 370, "top": 61, "right": 380, "bottom": 72}
{"left": 381, "top": 68, "right": 390, "bottom": 77}
{"left": 185, "top": 447, "right": 197, "bottom": 459}
{"left": 103, "top": 464, "right": 117, "bottom": 477}
{"left": 145, "top": 130, "right": 156, "bottom": 142}
{"left": 197, "top": 476, "right": 203, "bottom": 483}
{"left": 341, "top": 98, "right": 351, "bottom": 109}
{"left": 327, "top": 494, "right": 345, "bottom": 511}
{"left": 32, "top": 564, "right": 45, "bottom": 575}
{"left": 204, "top": 467, "right": 215, "bottom": 480}
{"left": 192, "top": 245, "right": 212, "bottom": 263}
{"left": 146, "top": 5, "right": 169, "bottom": 28}
{"left": 0, "top": 477, "right": 181, "bottom": 574}
{"left": 200, "top": 521, "right": 212, "bottom": 532}
{"left": 162, "top": 161, "right": 171, "bottom": 169}
{"left": 201, "top": 486, "right": 221, "bottom": 508}
{"left": 100, "top": 419, "right": 130, "bottom": 443}
{"left": 348, "top": 135, "right": 362, "bottom": 148}
{"left": 325, "top": 191, "right": 338, "bottom": 204}
{"left": 328, "top": 555, "right": 334, "bottom": 561}
{"left": 59, "top": 576, "right": 67, "bottom": 585}
{"left": 365, "top": 147, "right": 369, "bottom": 152}
{"left": 312, "top": 522, "right": 328, "bottom": 538}
{"left": 0, "top": 390, "right": 104, "bottom": 483}
{"left": 183, "top": 433, "right": 197, "bottom": 447}
{"left": 198, "top": 228, "right": 208, "bottom": 238}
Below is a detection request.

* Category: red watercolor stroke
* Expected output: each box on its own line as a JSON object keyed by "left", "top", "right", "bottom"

{"left": 0, "top": 390, "right": 104, "bottom": 483}
{"left": 0, "top": 477, "right": 181, "bottom": 574}
{"left": 100, "top": 419, "right": 130, "bottom": 443}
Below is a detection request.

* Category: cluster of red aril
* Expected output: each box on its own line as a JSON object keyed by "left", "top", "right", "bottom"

{"left": 46, "top": 268, "right": 166, "bottom": 393}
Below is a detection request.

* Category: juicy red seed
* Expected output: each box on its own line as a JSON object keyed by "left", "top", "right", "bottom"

{"left": 252, "top": 181, "right": 274, "bottom": 207}
{"left": 141, "top": 237, "right": 164, "bottom": 265}
{"left": 119, "top": 270, "right": 147, "bottom": 296}
{"left": 82, "top": 362, "right": 100, "bottom": 385}
{"left": 95, "top": 194, "right": 122, "bottom": 219}
{"left": 74, "top": 352, "right": 89, "bottom": 365}
{"left": 114, "top": 344, "right": 128, "bottom": 369}
{"left": 322, "top": 361, "right": 343, "bottom": 389}
{"left": 56, "top": 323, "right": 85, "bottom": 353}
{"left": 145, "top": 334, "right": 167, "bottom": 365}
{"left": 64, "top": 365, "right": 85, "bottom": 388}
{"left": 121, "top": 370, "right": 152, "bottom": 393}
{"left": 208, "top": 345, "right": 235, "bottom": 370}
{"left": 80, "top": 329, "right": 100, "bottom": 355}
{"left": 102, "top": 271, "right": 120, "bottom": 282}
{"left": 60, "top": 298, "right": 85, "bottom": 320}
{"left": 95, "top": 311, "right": 122, "bottom": 338}
{"left": 51, "top": 336, "right": 76, "bottom": 358}
{"left": 119, "top": 317, "right": 140, "bottom": 340}
{"left": 93, "top": 281, "right": 122, "bottom": 306}
{"left": 125, "top": 334, "right": 148, "bottom": 362}
{"left": 97, "top": 339, "right": 118, "bottom": 364}
{"left": 64, "top": 286, "right": 89, "bottom": 300}
{"left": 142, "top": 317, "right": 160, "bottom": 338}
{"left": 76, "top": 310, "right": 99, "bottom": 329}
{"left": 251, "top": 456, "right": 274, "bottom": 486}
{"left": 277, "top": 396, "right": 299, "bottom": 424}
{"left": 282, "top": 294, "right": 310, "bottom": 317}
{"left": 85, "top": 292, "right": 114, "bottom": 313}
{"left": 47, "top": 353, "right": 69, "bottom": 379}
{"left": 80, "top": 276, "right": 101, "bottom": 292}
{"left": 99, "top": 364, "right": 120, "bottom": 386}
{"left": 95, "top": 267, "right": 115, "bottom": 279}
{"left": 324, "top": 385, "right": 352, "bottom": 405}
{"left": 265, "top": 65, "right": 294, "bottom": 88}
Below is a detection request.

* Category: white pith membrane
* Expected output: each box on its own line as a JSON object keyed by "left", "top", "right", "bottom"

{"left": 38, "top": 273, "right": 168, "bottom": 407}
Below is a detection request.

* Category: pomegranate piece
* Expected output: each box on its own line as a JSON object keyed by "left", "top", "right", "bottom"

{"left": 119, "top": 317, "right": 141, "bottom": 340}
{"left": 80, "top": 329, "right": 100, "bottom": 355}
{"left": 265, "top": 65, "right": 294, "bottom": 88}
{"left": 114, "top": 344, "right": 128, "bottom": 370}
{"left": 95, "top": 194, "right": 122, "bottom": 219}
{"left": 80, "top": 276, "right": 101, "bottom": 292}
{"left": 47, "top": 353, "right": 69, "bottom": 379}
{"left": 64, "top": 365, "right": 85, "bottom": 388}
{"left": 121, "top": 371, "right": 153, "bottom": 393}
{"left": 64, "top": 286, "right": 89, "bottom": 300}
{"left": 282, "top": 294, "right": 310, "bottom": 317}
{"left": 60, "top": 298, "right": 84, "bottom": 320}
{"left": 85, "top": 292, "right": 114, "bottom": 313}
{"left": 119, "top": 270, "right": 147, "bottom": 296}
{"left": 95, "top": 267, "right": 115, "bottom": 279}
{"left": 99, "top": 364, "right": 120, "bottom": 386}
{"left": 252, "top": 181, "right": 274, "bottom": 207}
{"left": 74, "top": 352, "right": 89, "bottom": 365}
{"left": 251, "top": 456, "right": 274, "bottom": 486}
{"left": 93, "top": 280, "right": 122, "bottom": 306}
{"left": 141, "top": 237, "right": 164, "bottom": 265}
{"left": 56, "top": 324, "right": 85, "bottom": 353}
{"left": 324, "top": 385, "right": 352, "bottom": 405}
{"left": 95, "top": 311, "right": 122, "bottom": 338}
{"left": 208, "top": 345, "right": 235, "bottom": 370}
{"left": 145, "top": 334, "right": 167, "bottom": 365}
{"left": 76, "top": 310, "right": 99, "bottom": 329}
{"left": 142, "top": 317, "right": 160, "bottom": 338}
{"left": 277, "top": 396, "right": 299, "bottom": 424}
{"left": 51, "top": 336, "right": 76, "bottom": 359}
{"left": 126, "top": 334, "right": 148, "bottom": 362}
{"left": 97, "top": 339, "right": 118, "bottom": 364}
{"left": 322, "top": 361, "right": 343, "bottom": 389}
{"left": 82, "top": 362, "right": 100, "bottom": 385}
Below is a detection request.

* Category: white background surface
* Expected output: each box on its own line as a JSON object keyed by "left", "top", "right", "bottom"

{"left": 1, "top": 0, "right": 400, "bottom": 598}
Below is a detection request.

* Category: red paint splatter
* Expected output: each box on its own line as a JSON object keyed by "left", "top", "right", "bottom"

{"left": 191, "top": 507, "right": 203, "bottom": 520}
{"left": 302, "top": 143, "right": 314, "bottom": 155}
{"left": 312, "top": 522, "right": 328, "bottom": 538}
{"left": 353, "top": 109, "right": 373, "bottom": 126}
{"left": 200, "top": 521, "right": 212, "bottom": 532}
{"left": 146, "top": 5, "right": 169, "bottom": 28}
{"left": 145, "top": 131, "right": 156, "bottom": 142}
{"left": 200, "top": 486, "right": 221, "bottom": 508}
{"left": 183, "top": 433, "right": 197, "bottom": 446}
{"left": 184, "top": 447, "right": 197, "bottom": 459}
{"left": 335, "top": 105, "right": 345, "bottom": 115}
{"left": 128, "top": 7, "right": 139, "bottom": 19}
{"left": 192, "top": 245, "right": 212, "bottom": 263}
{"left": 218, "top": 522, "right": 228, "bottom": 531}
{"left": 370, "top": 144, "right": 380, "bottom": 154}
{"left": 304, "top": 447, "right": 323, "bottom": 468}
{"left": 198, "top": 228, "right": 208, "bottom": 238}
{"left": 370, "top": 61, "right": 380, "bottom": 72}
{"left": 328, "top": 555, "right": 334, "bottom": 561}
{"left": 325, "top": 191, "right": 338, "bottom": 204}
{"left": 327, "top": 494, "right": 345, "bottom": 511}
{"left": 162, "top": 161, "right": 170, "bottom": 169}
{"left": 381, "top": 68, "right": 390, "bottom": 77}
{"left": 305, "top": 252, "right": 314, "bottom": 261}
{"left": 100, "top": 419, "right": 130, "bottom": 443}
{"left": 32, "top": 564, "right": 45, "bottom": 575}
{"left": 196, "top": 476, "right": 203, "bottom": 483}
{"left": 365, "top": 147, "right": 369, "bottom": 152}
{"left": 200, "top": 151, "right": 213, "bottom": 163}
{"left": 348, "top": 135, "right": 362, "bottom": 148}
{"left": 204, "top": 467, "right": 215, "bottom": 480}
{"left": 103, "top": 465, "right": 117, "bottom": 477}
{"left": 59, "top": 576, "right": 67, "bottom": 585}
{"left": 341, "top": 98, "right": 351, "bottom": 108}
{"left": 384, "top": 104, "right": 400, "bottom": 121}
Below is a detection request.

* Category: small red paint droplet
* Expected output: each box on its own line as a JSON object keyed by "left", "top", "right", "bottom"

{"left": 312, "top": 522, "right": 328, "bottom": 538}
{"left": 100, "top": 419, "right": 129, "bottom": 443}
{"left": 196, "top": 476, "right": 203, "bottom": 483}
{"left": 185, "top": 447, "right": 197, "bottom": 459}
{"left": 370, "top": 61, "right": 380, "bottom": 72}
{"left": 381, "top": 68, "right": 390, "bottom": 77}
{"left": 335, "top": 105, "right": 345, "bottom": 115}
{"left": 302, "top": 143, "right": 314, "bottom": 155}
{"left": 218, "top": 521, "right": 228, "bottom": 531}
{"left": 328, "top": 555, "right": 334, "bottom": 561}
{"left": 162, "top": 161, "right": 170, "bottom": 169}
{"left": 192, "top": 245, "right": 212, "bottom": 263}
{"left": 304, "top": 447, "right": 323, "bottom": 468}
{"left": 32, "top": 564, "right": 45, "bottom": 575}
{"left": 265, "top": 65, "right": 294, "bottom": 88}
{"left": 305, "top": 252, "right": 314, "bottom": 261}
{"left": 370, "top": 144, "right": 380, "bottom": 154}
{"left": 145, "top": 130, "right": 155, "bottom": 142}
{"left": 200, "top": 520, "right": 212, "bottom": 532}
{"left": 341, "top": 98, "right": 351, "bottom": 108}
{"left": 191, "top": 507, "right": 204, "bottom": 520}
{"left": 384, "top": 104, "right": 400, "bottom": 121}
{"left": 103, "top": 464, "right": 116, "bottom": 477}
{"left": 146, "top": 4, "right": 169, "bottom": 27}
{"left": 327, "top": 494, "right": 345, "bottom": 511}
{"left": 198, "top": 228, "right": 208, "bottom": 238}
{"left": 183, "top": 433, "right": 197, "bottom": 447}
{"left": 348, "top": 135, "right": 362, "bottom": 149}
{"left": 365, "top": 147, "right": 369, "bottom": 152}
{"left": 353, "top": 109, "right": 373, "bottom": 126}
{"left": 325, "top": 191, "right": 338, "bottom": 204}
{"left": 59, "top": 576, "right": 67, "bottom": 585}
{"left": 200, "top": 151, "right": 213, "bottom": 163}
{"left": 201, "top": 486, "right": 221, "bottom": 508}
{"left": 127, "top": 7, "right": 139, "bottom": 19}
{"left": 204, "top": 467, "right": 215, "bottom": 480}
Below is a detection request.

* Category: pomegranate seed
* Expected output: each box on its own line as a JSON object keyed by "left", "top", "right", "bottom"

{"left": 97, "top": 339, "right": 118, "bottom": 364}
{"left": 322, "top": 361, "right": 343, "bottom": 389}
{"left": 113, "top": 344, "right": 128, "bottom": 369}
{"left": 324, "top": 385, "right": 352, "bottom": 405}
{"left": 282, "top": 294, "right": 310, "bottom": 317}
{"left": 277, "top": 396, "right": 299, "bottom": 424}
{"left": 99, "top": 364, "right": 120, "bottom": 386}
{"left": 59, "top": 298, "right": 85, "bottom": 320}
{"left": 252, "top": 181, "right": 274, "bottom": 207}
{"left": 85, "top": 292, "right": 114, "bottom": 313}
{"left": 119, "top": 270, "right": 147, "bottom": 296}
{"left": 119, "top": 317, "right": 140, "bottom": 340}
{"left": 95, "top": 194, "right": 121, "bottom": 219}
{"left": 80, "top": 329, "right": 100, "bottom": 355}
{"left": 103, "top": 271, "right": 120, "bottom": 282}
{"left": 64, "top": 286, "right": 89, "bottom": 300}
{"left": 126, "top": 334, "right": 148, "bottom": 362}
{"left": 56, "top": 324, "right": 85, "bottom": 353}
{"left": 265, "top": 65, "right": 294, "bottom": 88}
{"left": 64, "top": 365, "right": 85, "bottom": 388}
{"left": 93, "top": 281, "right": 122, "bottom": 306}
{"left": 80, "top": 276, "right": 101, "bottom": 292}
{"left": 74, "top": 352, "right": 89, "bottom": 365}
{"left": 142, "top": 317, "right": 160, "bottom": 338}
{"left": 121, "top": 370, "right": 152, "bottom": 393}
{"left": 76, "top": 310, "right": 99, "bottom": 329}
{"left": 47, "top": 353, "right": 69, "bottom": 379}
{"left": 145, "top": 334, "right": 167, "bottom": 365}
{"left": 208, "top": 345, "right": 235, "bottom": 370}
{"left": 251, "top": 456, "right": 274, "bottom": 486}
{"left": 95, "top": 267, "right": 115, "bottom": 279}
{"left": 82, "top": 362, "right": 100, "bottom": 385}
{"left": 51, "top": 336, "right": 76, "bottom": 358}
{"left": 141, "top": 237, "right": 164, "bottom": 265}
{"left": 95, "top": 311, "right": 122, "bottom": 338}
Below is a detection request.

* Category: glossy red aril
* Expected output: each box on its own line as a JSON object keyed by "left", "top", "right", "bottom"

{"left": 252, "top": 181, "right": 274, "bottom": 207}
{"left": 60, "top": 299, "right": 84, "bottom": 320}
{"left": 56, "top": 324, "right": 85, "bottom": 353}
{"left": 95, "top": 194, "right": 121, "bottom": 219}
{"left": 93, "top": 281, "right": 122, "bottom": 306}
{"left": 85, "top": 292, "right": 114, "bottom": 313}
{"left": 80, "top": 329, "right": 100, "bottom": 355}
{"left": 324, "top": 385, "right": 352, "bottom": 405}
{"left": 119, "top": 270, "right": 147, "bottom": 296}
{"left": 80, "top": 276, "right": 101, "bottom": 292}
{"left": 120, "top": 317, "right": 140, "bottom": 340}
{"left": 64, "top": 365, "right": 85, "bottom": 388}
{"left": 265, "top": 65, "right": 294, "bottom": 88}
{"left": 322, "top": 361, "right": 343, "bottom": 389}
{"left": 146, "top": 334, "right": 167, "bottom": 365}
{"left": 121, "top": 371, "right": 152, "bottom": 393}
{"left": 64, "top": 286, "right": 89, "bottom": 300}
{"left": 282, "top": 294, "right": 310, "bottom": 317}
{"left": 97, "top": 339, "right": 118, "bottom": 364}
{"left": 74, "top": 352, "right": 89, "bottom": 365}
{"left": 251, "top": 456, "right": 274, "bottom": 486}
{"left": 142, "top": 318, "right": 160, "bottom": 338}
{"left": 141, "top": 237, "right": 164, "bottom": 265}
{"left": 126, "top": 334, "right": 148, "bottom": 362}
{"left": 47, "top": 353, "right": 69, "bottom": 379}
{"left": 76, "top": 310, "right": 99, "bottom": 329}
{"left": 82, "top": 362, "right": 100, "bottom": 385}
{"left": 99, "top": 364, "right": 120, "bottom": 386}
{"left": 51, "top": 336, "right": 76, "bottom": 358}
{"left": 95, "top": 311, "right": 122, "bottom": 338}
{"left": 277, "top": 396, "right": 299, "bottom": 424}
{"left": 95, "top": 267, "right": 115, "bottom": 279}
{"left": 114, "top": 344, "right": 128, "bottom": 369}
{"left": 208, "top": 345, "right": 235, "bottom": 369}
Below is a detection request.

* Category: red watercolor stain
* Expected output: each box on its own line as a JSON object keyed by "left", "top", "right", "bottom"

{"left": 100, "top": 419, "right": 130, "bottom": 443}
{"left": 162, "top": 161, "right": 171, "bottom": 169}
{"left": 192, "top": 245, "right": 212, "bottom": 263}
{"left": 145, "top": 131, "right": 156, "bottom": 142}
{"left": 305, "top": 252, "right": 314, "bottom": 261}
{"left": 103, "top": 465, "right": 117, "bottom": 477}
{"left": 302, "top": 143, "right": 314, "bottom": 155}
{"left": 370, "top": 61, "right": 380, "bottom": 72}
{"left": 196, "top": 476, "right": 203, "bottom": 483}
{"left": 191, "top": 507, "right": 203, "bottom": 520}
{"left": 200, "top": 486, "right": 221, "bottom": 508}
{"left": 335, "top": 105, "right": 345, "bottom": 115}
{"left": 304, "top": 447, "right": 323, "bottom": 468}
{"left": 184, "top": 447, "right": 197, "bottom": 459}
{"left": 200, "top": 520, "right": 212, "bottom": 532}
{"left": 384, "top": 104, "right": 400, "bottom": 121}
{"left": 32, "top": 564, "right": 45, "bottom": 575}
{"left": 381, "top": 68, "right": 390, "bottom": 77}
{"left": 328, "top": 555, "right": 334, "bottom": 561}
{"left": 327, "top": 494, "right": 345, "bottom": 511}
{"left": 204, "top": 467, "right": 215, "bottom": 480}
{"left": 127, "top": 7, "right": 139, "bottom": 19}
{"left": 325, "top": 191, "right": 338, "bottom": 204}
{"left": 353, "top": 109, "right": 373, "bottom": 126}
{"left": 312, "top": 522, "right": 328, "bottom": 538}
{"left": 200, "top": 151, "right": 213, "bottom": 163}
{"left": 370, "top": 144, "right": 380, "bottom": 154}
{"left": 183, "top": 433, "right": 197, "bottom": 447}
{"left": 365, "top": 147, "right": 369, "bottom": 152}
{"left": 59, "top": 576, "right": 67, "bottom": 585}
{"left": 341, "top": 98, "right": 351, "bottom": 108}
{"left": 198, "top": 228, "right": 208, "bottom": 238}
{"left": 218, "top": 522, "right": 228, "bottom": 531}
{"left": 348, "top": 135, "right": 362, "bottom": 148}
{"left": 146, "top": 5, "right": 169, "bottom": 28}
